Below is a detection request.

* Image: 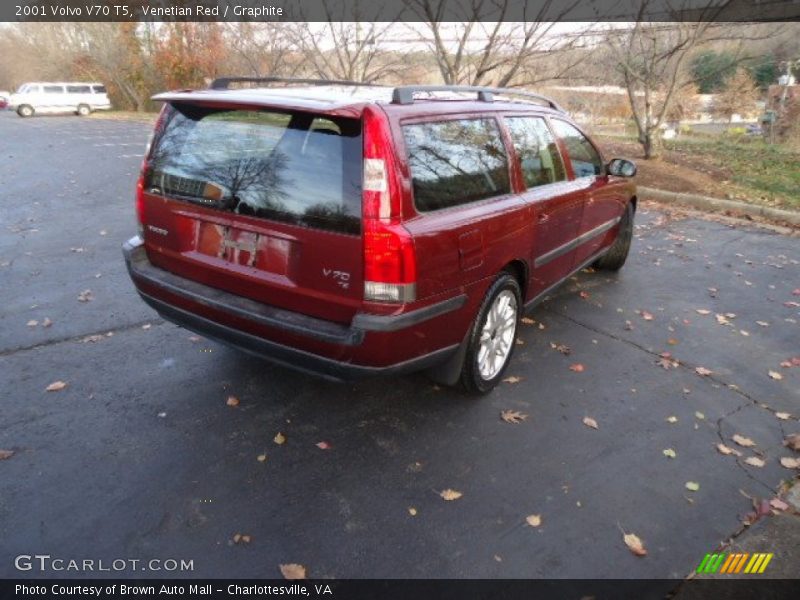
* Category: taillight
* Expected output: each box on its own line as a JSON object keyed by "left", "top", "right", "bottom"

{"left": 362, "top": 106, "right": 416, "bottom": 303}
{"left": 135, "top": 105, "right": 170, "bottom": 237}
{"left": 135, "top": 174, "right": 145, "bottom": 236}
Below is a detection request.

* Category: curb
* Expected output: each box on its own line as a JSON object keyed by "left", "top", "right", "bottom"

{"left": 639, "top": 186, "right": 800, "bottom": 226}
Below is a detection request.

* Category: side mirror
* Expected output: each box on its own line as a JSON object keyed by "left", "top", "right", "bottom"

{"left": 607, "top": 158, "right": 637, "bottom": 178}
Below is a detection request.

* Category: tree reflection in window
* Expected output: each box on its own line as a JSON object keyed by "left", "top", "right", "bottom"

{"left": 403, "top": 118, "right": 510, "bottom": 212}
{"left": 146, "top": 105, "right": 362, "bottom": 234}
{"left": 505, "top": 116, "right": 567, "bottom": 189}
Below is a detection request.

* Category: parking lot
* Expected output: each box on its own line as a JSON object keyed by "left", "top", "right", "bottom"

{"left": 1, "top": 111, "right": 798, "bottom": 581}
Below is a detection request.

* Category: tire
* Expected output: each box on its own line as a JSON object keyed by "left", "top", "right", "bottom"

{"left": 17, "top": 105, "right": 34, "bottom": 118}
{"left": 594, "top": 201, "right": 634, "bottom": 271}
{"left": 460, "top": 272, "right": 522, "bottom": 394}
{"left": 76, "top": 104, "right": 91, "bottom": 117}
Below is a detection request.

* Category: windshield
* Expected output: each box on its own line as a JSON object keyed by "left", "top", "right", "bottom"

{"left": 145, "top": 104, "right": 363, "bottom": 235}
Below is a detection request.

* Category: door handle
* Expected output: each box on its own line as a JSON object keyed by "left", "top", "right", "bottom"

{"left": 538, "top": 213, "right": 550, "bottom": 223}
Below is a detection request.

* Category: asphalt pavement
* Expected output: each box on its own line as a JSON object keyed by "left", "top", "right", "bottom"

{"left": 1, "top": 111, "right": 798, "bottom": 582}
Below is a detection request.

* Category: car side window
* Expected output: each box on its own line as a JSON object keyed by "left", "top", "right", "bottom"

{"left": 505, "top": 116, "right": 567, "bottom": 189}
{"left": 43, "top": 86, "right": 63, "bottom": 94}
{"left": 403, "top": 118, "right": 510, "bottom": 212}
{"left": 550, "top": 119, "right": 603, "bottom": 178}
{"left": 92, "top": 85, "right": 107, "bottom": 94}
{"left": 67, "top": 85, "right": 91, "bottom": 93}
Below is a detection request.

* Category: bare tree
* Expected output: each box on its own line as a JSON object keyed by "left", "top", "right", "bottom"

{"left": 291, "top": 1, "right": 407, "bottom": 82}
{"left": 604, "top": 2, "right": 775, "bottom": 158}
{"left": 712, "top": 67, "right": 759, "bottom": 123}
{"left": 406, "top": 0, "right": 585, "bottom": 87}
{"left": 223, "top": 23, "right": 301, "bottom": 78}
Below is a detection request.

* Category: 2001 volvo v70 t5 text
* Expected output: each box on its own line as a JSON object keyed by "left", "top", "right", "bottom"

{"left": 123, "top": 78, "right": 637, "bottom": 393}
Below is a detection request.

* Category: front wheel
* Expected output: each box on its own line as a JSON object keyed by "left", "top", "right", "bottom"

{"left": 17, "top": 105, "right": 34, "bottom": 118}
{"left": 594, "top": 201, "right": 634, "bottom": 271}
{"left": 460, "top": 273, "right": 521, "bottom": 394}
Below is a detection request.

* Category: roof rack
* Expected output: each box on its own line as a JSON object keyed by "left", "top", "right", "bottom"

{"left": 391, "top": 85, "right": 564, "bottom": 112}
{"left": 210, "top": 76, "right": 384, "bottom": 90}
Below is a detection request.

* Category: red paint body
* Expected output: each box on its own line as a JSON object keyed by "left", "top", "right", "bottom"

{"left": 125, "top": 87, "right": 636, "bottom": 377}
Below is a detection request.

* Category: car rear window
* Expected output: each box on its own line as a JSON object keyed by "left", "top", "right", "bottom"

{"left": 92, "top": 85, "right": 107, "bottom": 94}
{"left": 403, "top": 118, "right": 510, "bottom": 212}
{"left": 146, "top": 104, "right": 363, "bottom": 235}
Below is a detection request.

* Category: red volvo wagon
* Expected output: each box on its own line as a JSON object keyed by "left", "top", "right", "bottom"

{"left": 124, "top": 78, "right": 637, "bottom": 393}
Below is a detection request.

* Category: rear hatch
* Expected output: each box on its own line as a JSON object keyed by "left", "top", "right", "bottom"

{"left": 138, "top": 102, "right": 364, "bottom": 324}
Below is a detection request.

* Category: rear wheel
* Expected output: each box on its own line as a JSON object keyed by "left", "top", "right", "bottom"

{"left": 76, "top": 104, "right": 91, "bottom": 117}
{"left": 460, "top": 273, "right": 521, "bottom": 394}
{"left": 17, "top": 105, "right": 34, "bottom": 118}
{"left": 594, "top": 201, "right": 634, "bottom": 271}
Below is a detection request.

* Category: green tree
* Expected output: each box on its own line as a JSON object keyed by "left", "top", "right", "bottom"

{"left": 691, "top": 50, "right": 737, "bottom": 93}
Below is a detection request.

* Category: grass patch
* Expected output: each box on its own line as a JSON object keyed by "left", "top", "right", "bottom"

{"left": 664, "top": 137, "right": 800, "bottom": 209}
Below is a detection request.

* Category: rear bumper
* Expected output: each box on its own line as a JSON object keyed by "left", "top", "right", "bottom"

{"left": 123, "top": 236, "right": 464, "bottom": 381}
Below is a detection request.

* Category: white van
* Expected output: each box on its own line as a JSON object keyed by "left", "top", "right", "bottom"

{"left": 10, "top": 82, "right": 112, "bottom": 117}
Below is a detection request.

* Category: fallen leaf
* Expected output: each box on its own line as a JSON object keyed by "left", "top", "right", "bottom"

{"left": 696, "top": 309, "right": 711, "bottom": 315}
{"left": 440, "top": 489, "right": 463, "bottom": 501}
{"left": 579, "top": 291, "right": 590, "bottom": 299}
{"left": 315, "top": 441, "right": 331, "bottom": 450}
{"left": 732, "top": 434, "right": 756, "bottom": 448}
{"left": 667, "top": 338, "right": 679, "bottom": 345}
{"left": 657, "top": 356, "right": 679, "bottom": 370}
{"left": 279, "top": 564, "right": 306, "bottom": 580}
{"left": 241, "top": 534, "right": 251, "bottom": 543}
{"left": 42, "top": 317, "right": 52, "bottom": 328}
{"left": 666, "top": 416, "right": 678, "bottom": 423}
{"left": 274, "top": 432, "right": 286, "bottom": 445}
{"left": 623, "top": 533, "right": 647, "bottom": 557}
{"left": 503, "top": 375, "right": 522, "bottom": 384}
{"left": 46, "top": 381, "right": 67, "bottom": 392}
{"left": 768, "top": 370, "right": 783, "bottom": 381}
{"left": 500, "top": 410, "right": 528, "bottom": 424}
{"left": 779, "top": 457, "right": 800, "bottom": 469}
{"left": 142, "top": 323, "right": 151, "bottom": 330}
{"left": 188, "top": 336, "right": 201, "bottom": 342}
{"left": 756, "top": 321, "right": 769, "bottom": 327}
{"left": 232, "top": 533, "right": 241, "bottom": 543}
{"left": 526, "top": 514, "right": 542, "bottom": 528}
{"left": 521, "top": 317, "right": 535, "bottom": 325}
{"left": 550, "top": 342, "right": 571, "bottom": 355}
{"left": 695, "top": 411, "right": 705, "bottom": 420}
{"left": 26, "top": 319, "right": 38, "bottom": 327}
{"left": 744, "top": 456, "right": 765, "bottom": 468}
{"left": 776, "top": 412, "right": 792, "bottom": 421}
{"left": 717, "top": 443, "right": 741, "bottom": 457}
{"left": 695, "top": 367, "right": 712, "bottom": 376}
{"left": 583, "top": 416, "right": 598, "bottom": 430}
{"left": 77, "top": 289, "right": 94, "bottom": 302}
{"left": 257, "top": 454, "right": 267, "bottom": 463}
{"left": 80, "top": 334, "right": 104, "bottom": 343}
{"left": 685, "top": 481, "right": 700, "bottom": 492}
{"left": 715, "top": 314, "right": 730, "bottom": 325}
{"left": 226, "top": 395, "right": 240, "bottom": 407}
{"left": 663, "top": 448, "right": 677, "bottom": 459}
{"left": 569, "top": 363, "right": 585, "bottom": 373}
{"left": 784, "top": 434, "right": 800, "bottom": 451}
{"left": 157, "top": 412, "right": 167, "bottom": 418}
{"left": 770, "top": 498, "right": 789, "bottom": 511}
{"left": 641, "top": 311, "right": 654, "bottom": 321}
{"left": 408, "top": 507, "right": 417, "bottom": 516}
{"left": 624, "top": 320, "right": 634, "bottom": 331}
{"left": 0, "top": 450, "right": 14, "bottom": 460}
